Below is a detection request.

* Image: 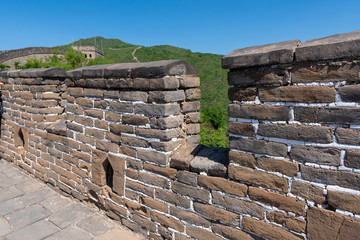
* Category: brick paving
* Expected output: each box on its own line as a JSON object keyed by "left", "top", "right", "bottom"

{"left": 0, "top": 159, "right": 142, "bottom": 240}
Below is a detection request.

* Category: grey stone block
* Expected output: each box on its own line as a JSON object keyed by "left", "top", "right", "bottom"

{"left": 0, "top": 186, "right": 23, "bottom": 203}
{"left": 17, "top": 68, "right": 66, "bottom": 78}
{"left": 0, "top": 199, "right": 24, "bottom": 216}
{"left": 135, "top": 103, "right": 180, "bottom": 117}
{"left": 49, "top": 203, "right": 94, "bottom": 229}
{"left": 5, "top": 220, "right": 58, "bottom": 240}
{"left": 76, "top": 214, "right": 115, "bottom": 237}
{"left": 0, "top": 217, "right": 11, "bottom": 236}
{"left": 16, "top": 188, "right": 57, "bottom": 206}
{"left": 296, "top": 30, "right": 360, "bottom": 62}
{"left": 190, "top": 146, "right": 229, "bottom": 177}
{"left": 40, "top": 196, "right": 73, "bottom": 213}
{"left": 5, "top": 204, "right": 51, "bottom": 229}
{"left": 222, "top": 40, "right": 301, "bottom": 69}
{"left": 44, "top": 226, "right": 92, "bottom": 240}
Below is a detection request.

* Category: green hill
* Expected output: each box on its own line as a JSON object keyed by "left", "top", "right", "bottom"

{"left": 64, "top": 37, "right": 230, "bottom": 147}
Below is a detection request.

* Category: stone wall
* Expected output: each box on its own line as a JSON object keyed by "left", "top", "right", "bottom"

{"left": 223, "top": 30, "right": 360, "bottom": 240}
{"left": 0, "top": 30, "right": 360, "bottom": 240}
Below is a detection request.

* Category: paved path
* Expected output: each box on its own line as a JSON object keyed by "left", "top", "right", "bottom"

{"left": 0, "top": 159, "right": 143, "bottom": 240}
{"left": 132, "top": 46, "right": 142, "bottom": 63}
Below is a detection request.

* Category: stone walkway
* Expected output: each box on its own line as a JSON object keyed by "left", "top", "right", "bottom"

{"left": 0, "top": 159, "right": 143, "bottom": 240}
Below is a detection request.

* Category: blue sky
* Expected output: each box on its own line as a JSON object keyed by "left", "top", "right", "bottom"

{"left": 1, "top": 0, "right": 359, "bottom": 55}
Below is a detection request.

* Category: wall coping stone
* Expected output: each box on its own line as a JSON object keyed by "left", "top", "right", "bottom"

{"left": 223, "top": 30, "right": 360, "bottom": 69}
{"left": 222, "top": 40, "right": 301, "bottom": 69}
{"left": 0, "top": 60, "right": 196, "bottom": 79}
{"left": 296, "top": 30, "right": 360, "bottom": 62}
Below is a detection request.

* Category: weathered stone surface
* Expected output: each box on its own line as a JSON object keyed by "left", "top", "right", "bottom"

{"left": 185, "top": 112, "right": 200, "bottom": 123}
{"left": 328, "top": 190, "right": 360, "bottom": 214}
{"left": 296, "top": 30, "right": 360, "bottom": 62}
{"left": 172, "top": 181, "right": 209, "bottom": 202}
{"left": 212, "top": 191, "right": 263, "bottom": 219}
{"left": 267, "top": 211, "right": 306, "bottom": 233}
{"left": 135, "top": 103, "right": 180, "bottom": 117}
{"left": 228, "top": 87, "right": 256, "bottom": 101}
{"left": 307, "top": 207, "right": 360, "bottom": 240}
{"left": 339, "top": 84, "right": 360, "bottom": 102}
{"left": 148, "top": 90, "right": 185, "bottom": 103}
{"left": 292, "top": 61, "right": 360, "bottom": 83}
{"left": 301, "top": 165, "right": 360, "bottom": 190}
{"left": 190, "top": 146, "right": 229, "bottom": 177}
{"left": 290, "top": 145, "right": 340, "bottom": 166}
{"left": 193, "top": 202, "right": 239, "bottom": 225}
{"left": 122, "top": 114, "right": 149, "bottom": 126}
{"left": 178, "top": 76, "right": 200, "bottom": 88}
{"left": 170, "top": 206, "right": 211, "bottom": 227}
{"left": 150, "top": 115, "right": 183, "bottom": 130}
{"left": 212, "top": 224, "right": 254, "bottom": 240}
{"left": 182, "top": 101, "right": 200, "bottom": 113}
{"left": 230, "top": 137, "right": 288, "bottom": 157}
{"left": 257, "top": 123, "right": 333, "bottom": 143}
{"left": 228, "top": 122, "right": 255, "bottom": 137}
{"left": 185, "top": 88, "right": 201, "bottom": 100}
{"left": 150, "top": 139, "right": 183, "bottom": 152}
{"left": 228, "top": 165, "right": 288, "bottom": 192}
{"left": 137, "top": 149, "right": 169, "bottom": 165}
{"left": 176, "top": 171, "right": 198, "bottom": 186}
{"left": 291, "top": 180, "right": 325, "bottom": 204}
{"left": 344, "top": 149, "right": 360, "bottom": 169}
{"left": 243, "top": 217, "right": 302, "bottom": 240}
{"left": 150, "top": 211, "right": 184, "bottom": 232}
{"left": 256, "top": 157, "right": 299, "bottom": 176}
{"left": 229, "top": 151, "right": 256, "bottom": 168}
{"left": 143, "top": 163, "right": 177, "bottom": 179}
{"left": 155, "top": 188, "right": 190, "bottom": 209}
{"left": 135, "top": 128, "right": 180, "bottom": 141}
{"left": 46, "top": 119, "right": 67, "bottom": 136}
{"left": 222, "top": 40, "right": 300, "bottom": 69}
{"left": 186, "top": 225, "right": 223, "bottom": 240}
{"left": 249, "top": 187, "right": 305, "bottom": 215}
{"left": 198, "top": 175, "right": 247, "bottom": 197}
{"left": 228, "top": 68, "right": 290, "bottom": 87}
{"left": 229, "top": 104, "right": 289, "bottom": 121}
{"left": 294, "top": 106, "right": 360, "bottom": 124}
{"left": 119, "top": 91, "right": 148, "bottom": 102}
{"left": 335, "top": 128, "right": 360, "bottom": 145}
{"left": 259, "top": 86, "right": 336, "bottom": 103}
{"left": 170, "top": 142, "right": 203, "bottom": 170}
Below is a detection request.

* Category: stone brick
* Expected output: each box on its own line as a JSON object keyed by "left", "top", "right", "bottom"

{"left": 122, "top": 115, "right": 149, "bottom": 125}
{"left": 228, "top": 165, "right": 288, "bottom": 192}
{"left": 327, "top": 190, "right": 360, "bottom": 214}
{"left": 144, "top": 163, "right": 177, "bottom": 179}
{"left": 290, "top": 180, "right": 325, "bottom": 204}
{"left": 75, "top": 116, "right": 93, "bottom": 127}
{"left": 256, "top": 157, "right": 299, "bottom": 176}
{"left": 67, "top": 122, "right": 83, "bottom": 133}
{"left": 212, "top": 191, "right": 264, "bottom": 219}
{"left": 138, "top": 171, "right": 169, "bottom": 189}
{"left": 258, "top": 123, "right": 333, "bottom": 143}
{"left": 85, "top": 109, "right": 103, "bottom": 119}
{"left": 109, "top": 123, "right": 133, "bottom": 134}
{"left": 212, "top": 224, "right": 254, "bottom": 240}
{"left": 126, "top": 168, "right": 138, "bottom": 179}
{"left": 178, "top": 76, "right": 200, "bottom": 88}
{"left": 193, "top": 202, "right": 239, "bottom": 225}
{"left": 227, "top": 67, "right": 290, "bottom": 87}
{"left": 228, "top": 87, "right": 257, "bottom": 101}
{"left": 75, "top": 98, "right": 93, "bottom": 108}
{"left": 172, "top": 181, "right": 209, "bottom": 202}
{"left": 120, "top": 136, "right": 148, "bottom": 148}
{"left": 119, "top": 91, "right": 148, "bottom": 102}
{"left": 294, "top": 106, "right": 360, "bottom": 124}
{"left": 126, "top": 180, "right": 154, "bottom": 197}
{"left": 290, "top": 145, "right": 340, "bottom": 166}
{"left": 139, "top": 195, "right": 168, "bottom": 213}
{"left": 249, "top": 187, "right": 305, "bottom": 215}
{"left": 84, "top": 88, "right": 103, "bottom": 98}
{"left": 109, "top": 102, "right": 133, "bottom": 113}
{"left": 229, "top": 151, "right": 256, "bottom": 168}
{"left": 85, "top": 128, "right": 104, "bottom": 139}
{"left": 292, "top": 62, "right": 360, "bottom": 83}
{"left": 119, "top": 146, "right": 136, "bottom": 158}
{"left": 344, "top": 149, "right": 360, "bottom": 169}
{"left": 36, "top": 93, "right": 61, "bottom": 100}
{"left": 307, "top": 207, "right": 360, "bottom": 240}
{"left": 123, "top": 199, "right": 149, "bottom": 217}
{"left": 131, "top": 214, "right": 156, "bottom": 232}
{"left": 185, "top": 112, "right": 200, "bottom": 123}
{"left": 66, "top": 105, "right": 84, "bottom": 115}
{"left": 229, "top": 104, "right": 289, "bottom": 121}
{"left": 94, "top": 100, "right": 109, "bottom": 109}
{"left": 176, "top": 171, "right": 198, "bottom": 186}
{"left": 150, "top": 211, "right": 184, "bottom": 231}
{"left": 148, "top": 90, "right": 185, "bottom": 103}
{"left": 339, "top": 85, "right": 360, "bottom": 102}
{"left": 170, "top": 206, "right": 211, "bottom": 227}
{"left": 105, "top": 112, "right": 120, "bottom": 122}
{"left": 185, "top": 123, "right": 200, "bottom": 134}
{"left": 230, "top": 137, "right": 288, "bottom": 157}
{"left": 198, "top": 175, "right": 247, "bottom": 197}
{"left": 155, "top": 188, "right": 191, "bottom": 209}
{"left": 267, "top": 211, "right": 306, "bottom": 233}
{"left": 243, "top": 217, "right": 302, "bottom": 240}
{"left": 133, "top": 77, "right": 179, "bottom": 90}
{"left": 170, "top": 142, "right": 202, "bottom": 170}
{"left": 335, "top": 128, "right": 360, "bottom": 145}
{"left": 186, "top": 225, "right": 223, "bottom": 240}
{"left": 182, "top": 101, "right": 200, "bottom": 113}
{"left": 135, "top": 128, "right": 180, "bottom": 141}
{"left": 228, "top": 122, "right": 255, "bottom": 136}
{"left": 301, "top": 165, "right": 360, "bottom": 190}
{"left": 185, "top": 88, "right": 201, "bottom": 100}
{"left": 137, "top": 149, "right": 169, "bottom": 165}
{"left": 259, "top": 86, "right": 336, "bottom": 103}
{"left": 150, "top": 115, "right": 183, "bottom": 130}
{"left": 135, "top": 103, "right": 180, "bottom": 117}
